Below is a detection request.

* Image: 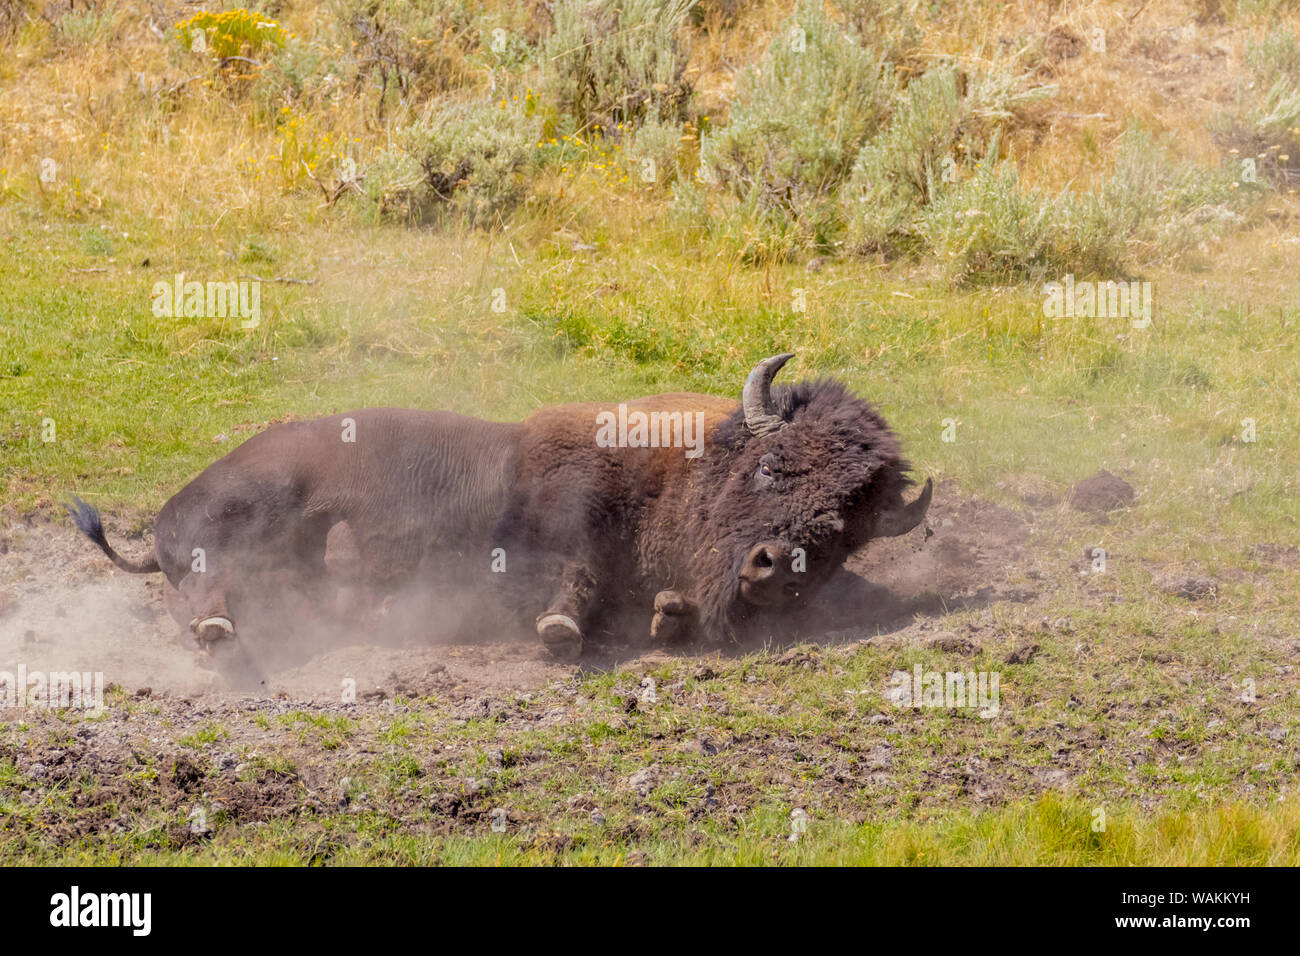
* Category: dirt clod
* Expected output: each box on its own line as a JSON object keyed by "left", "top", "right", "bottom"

{"left": 172, "top": 756, "right": 203, "bottom": 790}
{"left": 1005, "top": 642, "right": 1041, "bottom": 665}
{"left": 1155, "top": 573, "right": 1218, "bottom": 601}
{"left": 1068, "top": 470, "right": 1135, "bottom": 512}
{"left": 926, "top": 632, "right": 976, "bottom": 654}
{"left": 687, "top": 737, "right": 718, "bottom": 756}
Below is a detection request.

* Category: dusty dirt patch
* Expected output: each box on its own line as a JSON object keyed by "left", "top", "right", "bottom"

{"left": 1, "top": 482, "right": 1041, "bottom": 703}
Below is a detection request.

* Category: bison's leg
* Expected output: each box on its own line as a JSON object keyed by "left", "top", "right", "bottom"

{"left": 324, "top": 520, "right": 371, "bottom": 627}
{"left": 536, "top": 561, "right": 595, "bottom": 661}
{"left": 161, "top": 580, "right": 192, "bottom": 634}
{"left": 178, "top": 571, "right": 236, "bottom": 648}
{"left": 651, "top": 589, "right": 699, "bottom": 644}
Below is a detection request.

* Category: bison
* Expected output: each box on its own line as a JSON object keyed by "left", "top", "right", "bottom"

{"left": 69, "top": 353, "right": 931, "bottom": 678}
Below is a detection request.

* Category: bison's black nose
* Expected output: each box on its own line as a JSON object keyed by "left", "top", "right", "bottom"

{"left": 738, "top": 542, "right": 803, "bottom": 606}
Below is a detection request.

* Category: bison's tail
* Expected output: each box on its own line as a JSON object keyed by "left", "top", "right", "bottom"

{"left": 66, "top": 496, "right": 161, "bottom": 574}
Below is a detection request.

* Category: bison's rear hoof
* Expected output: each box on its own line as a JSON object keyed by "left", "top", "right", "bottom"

{"left": 192, "top": 616, "right": 235, "bottom": 646}
{"left": 190, "top": 617, "right": 263, "bottom": 690}
{"left": 537, "top": 613, "right": 583, "bottom": 661}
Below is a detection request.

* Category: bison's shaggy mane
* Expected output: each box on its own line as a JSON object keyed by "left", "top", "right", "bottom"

{"left": 710, "top": 379, "right": 908, "bottom": 460}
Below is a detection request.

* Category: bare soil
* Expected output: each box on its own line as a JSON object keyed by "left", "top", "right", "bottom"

{"left": 0, "top": 480, "right": 1037, "bottom": 704}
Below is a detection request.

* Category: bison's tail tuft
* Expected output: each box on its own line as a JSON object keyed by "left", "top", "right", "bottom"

{"left": 66, "top": 495, "right": 105, "bottom": 540}
{"left": 66, "top": 496, "right": 161, "bottom": 574}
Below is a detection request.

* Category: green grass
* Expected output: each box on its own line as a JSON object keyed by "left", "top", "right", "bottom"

{"left": 8, "top": 796, "right": 1299, "bottom": 866}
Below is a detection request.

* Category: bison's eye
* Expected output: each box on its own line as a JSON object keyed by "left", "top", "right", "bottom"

{"left": 756, "top": 460, "right": 775, "bottom": 486}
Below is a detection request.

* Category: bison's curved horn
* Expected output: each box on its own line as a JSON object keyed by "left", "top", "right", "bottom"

{"left": 875, "top": 478, "right": 933, "bottom": 538}
{"left": 742, "top": 352, "right": 795, "bottom": 436}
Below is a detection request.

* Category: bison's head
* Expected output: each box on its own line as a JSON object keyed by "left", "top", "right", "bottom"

{"left": 689, "top": 353, "right": 931, "bottom": 638}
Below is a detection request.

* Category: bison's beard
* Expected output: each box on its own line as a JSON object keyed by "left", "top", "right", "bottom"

{"left": 680, "top": 531, "right": 798, "bottom": 644}
{"left": 738, "top": 579, "right": 778, "bottom": 607}
{"left": 692, "top": 561, "right": 750, "bottom": 645}
{"left": 685, "top": 548, "right": 833, "bottom": 645}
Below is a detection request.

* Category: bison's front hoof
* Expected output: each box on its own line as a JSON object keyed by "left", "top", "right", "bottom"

{"left": 651, "top": 590, "right": 697, "bottom": 644}
{"left": 537, "top": 613, "right": 583, "bottom": 661}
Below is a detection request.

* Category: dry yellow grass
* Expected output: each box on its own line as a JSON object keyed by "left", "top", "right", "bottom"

{"left": 3, "top": 0, "right": 1296, "bottom": 237}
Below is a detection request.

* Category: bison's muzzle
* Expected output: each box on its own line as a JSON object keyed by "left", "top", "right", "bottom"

{"left": 738, "top": 541, "right": 805, "bottom": 606}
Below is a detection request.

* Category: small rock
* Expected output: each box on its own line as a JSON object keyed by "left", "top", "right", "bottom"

{"left": 625, "top": 768, "right": 656, "bottom": 797}
{"left": 863, "top": 745, "right": 894, "bottom": 770}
